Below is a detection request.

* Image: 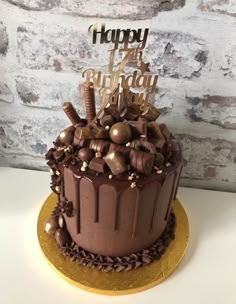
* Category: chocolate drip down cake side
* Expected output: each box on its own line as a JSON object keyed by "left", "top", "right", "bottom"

{"left": 44, "top": 24, "right": 183, "bottom": 272}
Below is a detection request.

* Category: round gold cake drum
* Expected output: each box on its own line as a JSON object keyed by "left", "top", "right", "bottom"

{"left": 37, "top": 193, "right": 189, "bottom": 295}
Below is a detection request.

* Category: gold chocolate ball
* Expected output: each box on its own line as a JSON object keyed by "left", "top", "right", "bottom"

{"left": 59, "top": 130, "right": 74, "bottom": 145}
{"left": 44, "top": 216, "right": 59, "bottom": 235}
{"left": 78, "top": 148, "right": 94, "bottom": 162}
{"left": 109, "top": 122, "right": 132, "bottom": 145}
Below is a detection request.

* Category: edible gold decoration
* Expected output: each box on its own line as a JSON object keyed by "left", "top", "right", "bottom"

{"left": 82, "top": 24, "right": 159, "bottom": 110}
{"left": 37, "top": 193, "right": 189, "bottom": 295}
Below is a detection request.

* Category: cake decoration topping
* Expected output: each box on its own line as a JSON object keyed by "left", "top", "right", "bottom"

{"left": 103, "top": 151, "right": 128, "bottom": 175}
{"left": 83, "top": 82, "right": 96, "bottom": 124}
{"left": 78, "top": 147, "right": 94, "bottom": 162}
{"left": 109, "top": 122, "right": 132, "bottom": 145}
{"left": 63, "top": 102, "right": 81, "bottom": 126}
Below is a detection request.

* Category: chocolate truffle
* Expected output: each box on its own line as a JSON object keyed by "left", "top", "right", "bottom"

{"left": 78, "top": 148, "right": 94, "bottom": 162}
{"left": 109, "top": 122, "right": 132, "bottom": 145}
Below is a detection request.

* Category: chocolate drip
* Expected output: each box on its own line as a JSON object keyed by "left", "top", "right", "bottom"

{"left": 76, "top": 178, "right": 81, "bottom": 234}
{"left": 132, "top": 188, "right": 141, "bottom": 238}
{"left": 94, "top": 185, "right": 99, "bottom": 222}
{"left": 149, "top": 182, "right": 161, "bottom": 232}
{"left": 165, "top": 171, "right": 178, "bottom": 220}
{"left": 113, "top": 192, "right": 121, "bottom": 230}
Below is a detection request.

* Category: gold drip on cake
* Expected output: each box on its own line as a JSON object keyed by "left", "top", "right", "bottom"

{"left": 37, "top": 192, "right": 189, "bottom": 295}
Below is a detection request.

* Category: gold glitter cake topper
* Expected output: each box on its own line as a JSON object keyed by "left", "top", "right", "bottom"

{"left": 82, "top": 23, "right": 158, "bottom": 109}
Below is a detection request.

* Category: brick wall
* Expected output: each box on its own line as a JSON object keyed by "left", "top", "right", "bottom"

{"left": 0, "top": 0, "right": 236, "bottom": 192}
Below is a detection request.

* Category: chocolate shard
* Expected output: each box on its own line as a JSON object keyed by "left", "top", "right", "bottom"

{"left": 99, "top": 115, "right": 114, "bottom": 128}
{"left": 89, "top": 157, "right": 108, "bottom": 173}
{"left": 91, "top": 125, "right": 109, "bottom": 139}
{"left": 128, "top": 120, "right": 147, "bottom": 139}
{"left": 104, "top": 104, "right": 120, "bottom": 121}
{"left": 130, "top": 150, "right": 155, "bottom": 175}
{"left": 108, "top": 143, "right": 131, "bottom": 162}
{"left": 141, "top": 103, "right": 160, "bottom": 121}
{"left": 53, "top": 150, "right": 65, "bottom": 161}
{"left": 147, "top": 122, "right": 165, "bottom": 140}
{"left": 159, "top": 123, "right": 172, "bottom": 140}
{"left": 73, "top": 126, "right": 93, "bottom": 145}
{"left": 103, "top": 151, "right": 128, "bottom": 175}
{"left": 63, "top": 102, "right": 81, "bottom": 126}
{"left": 123, "top": 104, "right": 141, "bottom": 121}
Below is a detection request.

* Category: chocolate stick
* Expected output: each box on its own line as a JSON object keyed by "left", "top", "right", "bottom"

{"left": 83, "top": 82, "right": 96, "bottom": 124}
{"left": 63, "top": 102, "right": 81, "bottom": 126}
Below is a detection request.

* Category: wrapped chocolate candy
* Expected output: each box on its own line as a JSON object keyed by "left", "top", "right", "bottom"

{"left": 103, "top": 151, "right": 128, "bottom": 175}
{"left": 89, "top": 157, "right": 108, "bottom": 173}
{"left": 108, "top": 143, "right": 131, "bottom": 161}
{"left": 147, "top": 122, "right": 165, "bottom": 140}
{"left": 89, "top": 139, "right": 110, "bottom": 155}
{"left": 141, "top": 103, "right": 160, "bottom": 121}
{"left": 130, "top": 150, "right": 155, "bottom": 175}
{"left": 99, "top": 115, "right": 114, "bottom": 128}
{"left": 124, "top": 104, "right": 141, "bottom": 121}
{"left": 104, "top": 104, "right": 120, "bottom": 122}
{"left": 159, "top": 123, "right": 172, "bottom": 140}
{"left": 128, "top": 121, "right": 147, "bottom": 139}
{"left": 91, "top": 125, "right": 110, "bottom": 139}
{"left": 73, "top": 126, "right": 93, "bottom": 144}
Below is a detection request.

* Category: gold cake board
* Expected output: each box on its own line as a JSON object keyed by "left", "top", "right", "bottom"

{"left": 37, "top": 193, "right": 189, "bottom": 295}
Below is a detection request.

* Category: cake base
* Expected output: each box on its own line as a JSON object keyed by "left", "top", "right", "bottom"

{"left": 37, "top": 193, "right": 189, "bottom": 295}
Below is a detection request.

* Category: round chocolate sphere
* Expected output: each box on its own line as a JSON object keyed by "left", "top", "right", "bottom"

{"left": 109, "top": 122, "right": 132, "bottom": 145}
{"left": 55, "top": 228, "right": 71, "bottom": 247}
{"left": 44, "top": 216, "right": 59, "bottom": 235}
{"left": 59, "top": 130, "right": 74, "bottom": 145}
{"left": 78, "top": 148, "right": 94, "bottom": 162}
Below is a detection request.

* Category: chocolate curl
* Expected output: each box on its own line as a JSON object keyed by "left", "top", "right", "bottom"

{"left": 63, "top": 102, "right": 81, "bottom": 126}
{"left": 83, "top": 82, "right": 96, "bottom": 124}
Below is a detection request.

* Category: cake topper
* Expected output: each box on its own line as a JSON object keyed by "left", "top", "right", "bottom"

{"left": 82, "top": 23, "right": 159, "bottom": 110}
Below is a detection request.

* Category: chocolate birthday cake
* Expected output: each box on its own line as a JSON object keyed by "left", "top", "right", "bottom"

{"left": 44, "top": 24, "right": 183, "bottom": 272}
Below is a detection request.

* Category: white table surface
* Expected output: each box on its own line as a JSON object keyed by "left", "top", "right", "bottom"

{"left": 0, "top": 167, "right": 235, "bottom": 304}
